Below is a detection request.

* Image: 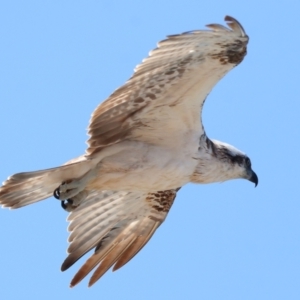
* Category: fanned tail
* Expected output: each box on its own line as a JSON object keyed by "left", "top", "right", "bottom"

{"left": 0, "top": 159, "right": 93, "bottom": 209}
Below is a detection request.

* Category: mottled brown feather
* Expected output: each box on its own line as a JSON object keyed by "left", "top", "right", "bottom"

{"left": 0, "top": 16, "right": 249, "bottom": 288}
{"left": 65, "top": 189, "right": 178, "bottom": 287}
{"left": 86, "top": 16, "right": 248, "bottom": 155}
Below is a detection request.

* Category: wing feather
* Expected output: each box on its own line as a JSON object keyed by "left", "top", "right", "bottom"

{"left": 86, "top": 16, "right": 248, "bottom": 155}
{"left": 112, "top": 219, "right": 159, "bottom": 272}
{"left": 61, "top": 189, "right": 178, "bottom": 287}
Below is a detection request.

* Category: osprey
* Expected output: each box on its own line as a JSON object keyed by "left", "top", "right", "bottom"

{"left": 0, "top": 16, "right": 258, "bottom": 287}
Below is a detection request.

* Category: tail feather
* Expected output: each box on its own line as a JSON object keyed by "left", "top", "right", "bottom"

{"left": 0, "top": 160, "right": 93, "bottom": 209}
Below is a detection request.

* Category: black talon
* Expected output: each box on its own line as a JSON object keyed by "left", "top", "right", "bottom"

{"left": 61, "top": 199, "right": 74, "bottom": 212}
{"left": 53, "top": 182, "right": 67, "bottom": 200}
{"left": 61, "top": 200, "right": 67, "bottom": 210}
{"left": 53, "top": 188, "right": 60, "bottom": 199}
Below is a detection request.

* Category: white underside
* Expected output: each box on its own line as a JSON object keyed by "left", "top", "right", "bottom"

{"left": 88, "top": 134, "right": 200, "bottom": 192}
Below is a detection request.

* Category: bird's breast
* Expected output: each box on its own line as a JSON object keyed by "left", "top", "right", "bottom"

{"left": 88, "top": 140, "right": 199, "bottom": 192}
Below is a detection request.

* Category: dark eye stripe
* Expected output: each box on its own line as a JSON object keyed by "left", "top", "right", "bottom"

{"left": 228, "top": 154, "right": 244, "bottom": 164}
{"left": 235, "top": 156, "right": 244, "bottom": 164}
{"left": 222, "top": 148, "right": 247, "bottom": 165}
{"left": 245, "top": 157, "right": 251, "bottom": 167}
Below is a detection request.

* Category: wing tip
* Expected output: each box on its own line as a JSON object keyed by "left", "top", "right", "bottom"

{"left": 205, "top": 16, "right": 246, "bottom": 37}
{"left": 224, "top": 15, "right": 246, "bottom": 37}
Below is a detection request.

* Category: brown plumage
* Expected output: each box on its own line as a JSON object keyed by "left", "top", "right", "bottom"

{"left": 0, "top": 16, "right": 258, "bottom": 287}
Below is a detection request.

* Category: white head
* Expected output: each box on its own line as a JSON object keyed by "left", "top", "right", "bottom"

{"left": 191, "top": 139, "right": 258, "bottom": 186}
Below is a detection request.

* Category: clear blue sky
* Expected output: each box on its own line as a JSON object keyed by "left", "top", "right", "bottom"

{"left": 0, "top": 1, "right": 299, "bottom": 299}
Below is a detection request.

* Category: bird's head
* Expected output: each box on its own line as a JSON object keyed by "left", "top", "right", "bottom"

{"left": 192, "top": 140, "right": 258, "bottom": 186}
{"left": 215, "top": 140, "right": 258, "bottom": 186}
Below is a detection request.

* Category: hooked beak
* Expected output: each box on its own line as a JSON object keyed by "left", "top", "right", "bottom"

{"left": 248, "top": 170, "right": 258, "bottom": 187}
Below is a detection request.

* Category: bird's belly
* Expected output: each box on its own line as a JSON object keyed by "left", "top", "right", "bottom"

{"left": 100, "top": 168, "right": 188, "bottom": 191}
{"left": 88, "top": 143, "right": 198, "bottom": 192}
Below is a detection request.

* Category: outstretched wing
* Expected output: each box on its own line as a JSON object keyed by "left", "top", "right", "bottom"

{"left": 62, "top": 188, "right": 179, "bottom": 287}
{"left": 87, "top": 16, "right": 248, "bottom": 155}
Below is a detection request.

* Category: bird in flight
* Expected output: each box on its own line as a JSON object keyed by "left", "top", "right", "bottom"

{"left": 0, "top": 16, "right": 257, "bottom": 287}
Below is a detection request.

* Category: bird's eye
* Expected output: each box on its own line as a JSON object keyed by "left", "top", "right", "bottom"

{"left": 245, "top": 157, "right": 251, "bottom": 167}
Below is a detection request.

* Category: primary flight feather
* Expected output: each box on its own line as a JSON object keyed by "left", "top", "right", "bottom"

{"left": 0, "top": 16, "right": 258, "bottom": 287}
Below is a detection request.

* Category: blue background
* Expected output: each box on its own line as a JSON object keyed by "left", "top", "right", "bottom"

{"left": 0, "top": 1, "right": 299, "bottom": 299}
